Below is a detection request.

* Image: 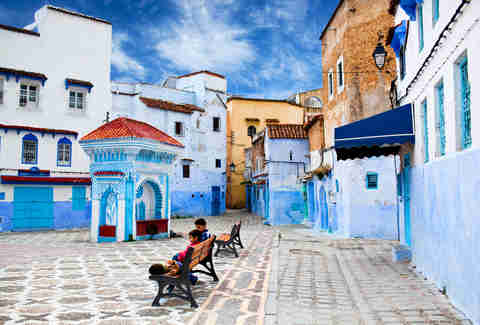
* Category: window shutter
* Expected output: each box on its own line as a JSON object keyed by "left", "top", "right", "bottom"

{"left": 366, "top": 173, "right": 378, "bottom": 189}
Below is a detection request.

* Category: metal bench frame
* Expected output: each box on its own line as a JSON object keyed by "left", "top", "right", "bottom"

{"left": 214, "top": 221, "right": 244, "bottom": 258}
{"left": 149, "top": 235, "right": 218, "bottom": 308}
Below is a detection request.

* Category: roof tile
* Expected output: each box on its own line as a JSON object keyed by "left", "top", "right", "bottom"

{"left": 139, "top": 97, "right": 204, "bottom": 114}
{"left": 267, "top": 124, "right": 308, "bottom": 139}
{"left": 80, "top": 117, "right": 184, "bottom": 147}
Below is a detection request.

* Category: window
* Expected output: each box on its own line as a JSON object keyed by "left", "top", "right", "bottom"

{"left": 196, "top": 118, "right": 201, "bottom": 129}
{"left": 69, "top": 90, "right": 85, "bottom": 109}
{"left": 213, "top": 117, "right": 221, "bottom": 132}
{"left": 22, "top": 133, "right": 38, "bottom": 164}
{"left": 435, "top": 81, "right": 446, "bottom": 157}
{"left": 248, "top": 125, "right": 256, "bottom": 137}
{"left": 366, "top": 172, "right": 378, "bottom": 190}
{"left": 458, "top": 55, "right": 471, "bottom": 149}
{"left": 19, "top": 84, "right": 38, "bottom": 107}
{"left": 433, "top": 0, "right": 439, "bottom": 25}
{"left": 418, "top": 3, "right": 424, "bottom": 52}
{"left": 182, "top": 164, "right": 190, "bottom": 178}
{"left": 175, "top": 122, "right": 184, "bottom": 136}
{"left": 57, "top": 137, "right": 72, "bottom": 167}
{"left": 72, "top": 187, "right": 86, "bottom": 210}
{"left": 337, "top": 57, "right": 344, "bottom": 92}
{"left": 399, "top": 46, "right": 406, "bottom": 80}
{"left": 328, "top": 70, "right": 334, "bottom": 98}
{"left": 216, "top": 159, "right": 222, "bottom": 168}
{"left": 0, "top": 78, "right": 4, "bottom": 105}
{"left": 336, "top": 179, "right": 339, "bottom": 192}
{"left": 422, "top": 100, "right": 430, "bottom": 163}
{"left": 289, "top": 150, "right": 293, "bottom": 161}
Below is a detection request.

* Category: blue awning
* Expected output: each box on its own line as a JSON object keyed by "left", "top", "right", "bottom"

{"left": 390, "top": 20, "right": 408, "bottom": 57}
{"left": 400, "top": 0, "right": 424, "bottom": 21}
{"left": 334, "top": 104, "right": 415, "bottom": 149}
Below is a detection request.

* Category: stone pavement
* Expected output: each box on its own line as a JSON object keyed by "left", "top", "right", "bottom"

{"left": 265, "top": 225, "right": 471, "bottom": 325}
{"left": 0, "top": 211, "right": 266, "bottom": 325}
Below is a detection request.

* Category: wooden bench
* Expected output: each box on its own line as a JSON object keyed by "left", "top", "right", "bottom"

{"left": 214, "top": 221, "right": 244, "bottom": 258}
{"left": 149, "top": 235, "right": 218, "bottom": 308}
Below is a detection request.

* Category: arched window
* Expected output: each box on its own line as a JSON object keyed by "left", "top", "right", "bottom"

{"left": 22, "top": 133, "right": 38, "bottom": 164}
{"left": 305, "top": 96, "right": 323, "bottom": 109}
{"left": 289, "top": 150, "right": 294, "bottom": 161}
{"left": 248, "top": 125, "right": 256, "bottom": 137}
{"left": 57, "top": 137, "right": 72, "bottom": 167}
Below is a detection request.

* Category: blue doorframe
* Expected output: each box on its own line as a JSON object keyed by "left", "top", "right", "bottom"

{"left": 211, "top": 186, "right": 221, "bottom": 216}
{"left": 125, "top": 175, "right": 134, "bottom": 241}
{"left": 264, "top": 181, "right": 270, "bottom": 223}
{"left": 307, "top": 181, "right": 315, "bottom": 224}
{"left": 403, "top": 153, "right": 412, "bottom": 246}
{"left": 319, "top": 186, "right": 328, "bottom": 230}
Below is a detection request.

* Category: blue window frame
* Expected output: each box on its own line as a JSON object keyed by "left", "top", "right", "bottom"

{"left": 433, "top": 0, "right": 439, "bottom": 25}
{"left": 399, "top": 46, "right": 406, "bottom": 80}
{"left": 436, "top": 81, "right": 446, "bottom": 156}
{"left": 418, "top": 4, "right": 424, "bottom": 52}
{"left": 459, "top": 56, "right": 471, "bottom": 149}
{"left": 366, "top": 172, "right": 378, "bottom": 190}
{"left": 422, "top": 99, "right": 429, "bottom": 162}
{"left": 22, "top": 133, "right": 38, "bottom": 164}
{"left": 336, "top": 179, "right": 339, "bottom": 192}
{"left": 57, "top": 137, "right": 72, "bottom": 167}
{"left": 0, "top": 192, "right": 5, "bottom": 200}
{"left": 72, "top": 186, "right": 86, "bottom": 210}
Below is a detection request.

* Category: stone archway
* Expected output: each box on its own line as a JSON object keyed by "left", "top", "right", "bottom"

{"left": 136, "top": 179, "right": 163, "bottom": 220}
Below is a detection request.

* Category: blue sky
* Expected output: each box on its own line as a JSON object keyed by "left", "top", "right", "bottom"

{"left": 1, "top": 0, "right": 339, "bottom": 99}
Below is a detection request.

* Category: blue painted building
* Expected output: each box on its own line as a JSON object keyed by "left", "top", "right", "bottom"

{"left": 246, "top": 124, "right": 309, "bottom": 225}
{"left": 79, "top": 117, "right": 183, "bottom": 243}
{"left": 112, "top": 71, "right": 227, "bottom": 217}
{"left": 390, "top": 0, "right": 480, "bottom": 323}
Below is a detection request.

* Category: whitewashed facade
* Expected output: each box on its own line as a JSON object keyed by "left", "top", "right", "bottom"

{"left": 392, "top": 1, "right": 480, "bottom": 324}
{"left": 0, "top": 5, "right": 111, "bottom": 232}
{"left": 111, "top": 71, "right": 227, "bottom": 216}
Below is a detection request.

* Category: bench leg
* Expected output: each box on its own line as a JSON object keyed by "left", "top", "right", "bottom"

{"left": 152, "top": 282, "right": 169, "bottom": 306}
{"left": 236, "top": 235, "right": 244, "bottom": 249}
{"left": 186, "top": 283, "right": 198, "bottom": 308}
{"left": 226, "top": 243, "right": 238, "bottom": 258}
{"left": 214, "top": 242, "right": 224, "bottom": 257}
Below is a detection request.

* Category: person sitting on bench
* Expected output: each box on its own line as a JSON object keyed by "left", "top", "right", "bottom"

{"left": 194, "top": 218, "right": 211, "bottom": 242}
{"left": 172, "top": 229, "right": 202, "bottom": 285}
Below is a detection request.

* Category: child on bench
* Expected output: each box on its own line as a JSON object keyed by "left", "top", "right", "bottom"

{"left": 194, "top": 218, "right": 211, "bottom": 242}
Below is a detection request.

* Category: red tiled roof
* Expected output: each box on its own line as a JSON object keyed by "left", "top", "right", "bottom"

{"left": 0, "top": 23, "right": 40, "bottom": 36}
{"left": 112, "top": 91, "right": 139, "bottom": 96}
{"left": 80, "top": 117, "right": 184, "bottom": 148}
{"left": 267, "top": 124, "right": 308, "bottom": 139}
{"left": 139, "top": 97, "right": 204, "bottom": 114}
{"left": 66, "top": 78, "right": 94, "bottom": 88}
{"left": 176, "top": 70, "right": 225, "bottom": 80}
{"left": 0, "top": 123, "right": 77, "bottom": 136}
{"left": 1, "top": 176, "right": 91, "bottom": 185}
{"left": 0, "top": 67, "right": 47, "bottom": 81}
{"left": 94, "top": 171, "right": 125, "bottom": 176}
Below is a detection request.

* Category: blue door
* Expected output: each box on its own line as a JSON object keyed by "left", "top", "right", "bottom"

{"left": 319, "top": 186, "right": 328, "bottom": 230}
{"left": 211, "top": 186, "right": 221, "bottom": 216}
{"left": 307, "top": 182, "right": 315, "bottom": 224}
{"left": 246, "top": 185, "right": 251, "bottom": 212}
{"left": 403, "top": 154, "right": 412, "bottom": 246}
{"left": 13, "top": 187, "right": 54, "bottom": 231}
{"left": 265, "top": 181, "right": 270, "bottom": 223}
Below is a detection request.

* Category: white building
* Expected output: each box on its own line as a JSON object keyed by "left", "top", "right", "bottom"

{"left": 111, "top": 71, "right": 227, "bottom": 216}
{"left": 0, "top": 5, "right": 111, "bottom": 232}
{"left": 391, "top": 1, "right": 480, "bottom": 324}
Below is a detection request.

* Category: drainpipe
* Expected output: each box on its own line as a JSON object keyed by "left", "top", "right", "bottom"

{"left": 394, "top": 154, "right": 400, "bottom": 242}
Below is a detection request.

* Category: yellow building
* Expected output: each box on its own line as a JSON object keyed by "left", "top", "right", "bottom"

{"left": 226, "top": 97, "right": 304, "bottom": 209}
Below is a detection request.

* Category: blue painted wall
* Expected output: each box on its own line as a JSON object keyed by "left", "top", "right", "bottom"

{"left": 54, "top": 201, "right": 92, "bottom": 229}
{"left": 0, "top": 202, "right": 13, "bottom": 232}
{"left": 403, "top": 148, "right": 480, "bottom": 325}
{"left": 171, "top": 191, "right": 212, "bottom": 217}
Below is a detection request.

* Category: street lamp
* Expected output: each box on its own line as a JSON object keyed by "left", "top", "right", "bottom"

{"left": 372, "top": 42, "right": 387, "bottom": 70}
{"left": 229, "top": 162, "right": 236, "bottom": 173}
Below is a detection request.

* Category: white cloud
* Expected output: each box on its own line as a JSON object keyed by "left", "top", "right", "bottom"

{"left": 111, "top": 33, "right": 146, "bottom": 78}
{"left": 153, "top": 0, "right": 255, "bottom": 73}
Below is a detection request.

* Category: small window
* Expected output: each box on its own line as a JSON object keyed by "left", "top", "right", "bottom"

{"left": 289, "top": 150, "right": 293, "bottom": 161}
{"left": 435, "top": 81, "right": 446, "bottom": 157}
{"left": 399, "top": 46, "right": 406, "bottom": 80}
{"left": 72, "top": 186, "right": 86, "bottom": 210}
{"left": 433, "top": 0, "right": 439, "bottom": 25}
{"left": 422, "top": 99, "right": 429, "bottom": 163}
{"left": 457, "top": 55, "right": 471, "bottom": 149}
{"left": 248, "top": 125, "right": 256, "bottom": 137}
{"left": 366, "top": 172, "right": 378, "bottom": 190}
{"left": 216, "top": 159, "right": 221, "bottom": 168}
{"left": 0, "top": 192, "right": 5, "bottom": 200}
{"left": 57, "top": 137, "right": 72, "bottom": 167}
{"left": 182, "top": 164, "right": 190, "bottom": 178}
{"left": 213, "top": 117, "right": 221, "bottom": 132}
{"left": 19, "top": 84, "right": 38, "bottom": 107}
{"left": 328, "top": 70, "right": 334, "bottom": 98}
{"left": 175, "top": 122, "right": 184, "bottom": 136}
{"left": 337, "top": 58, "right": 344, "bottom": 90}
{"left": 0, "top": 78, "right": 4, "bottom": 105}
{"left": 196, "top": 118, "right": 201, "bottom": 129}
{"left": 22, "top": 133, "right": 38, "bottom": 164}
{"left": 69, "top": 90, "right": 85, "bottom": 109}
{"left": 336, "top": 179, "right": 339, "bottom": 192}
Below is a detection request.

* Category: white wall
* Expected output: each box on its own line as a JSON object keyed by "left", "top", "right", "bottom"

{"left": 0, "top": 5, "right": 112, "bottom": 173}
{"left": 395, "top": 0, "right": 480, "bottom": 166}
